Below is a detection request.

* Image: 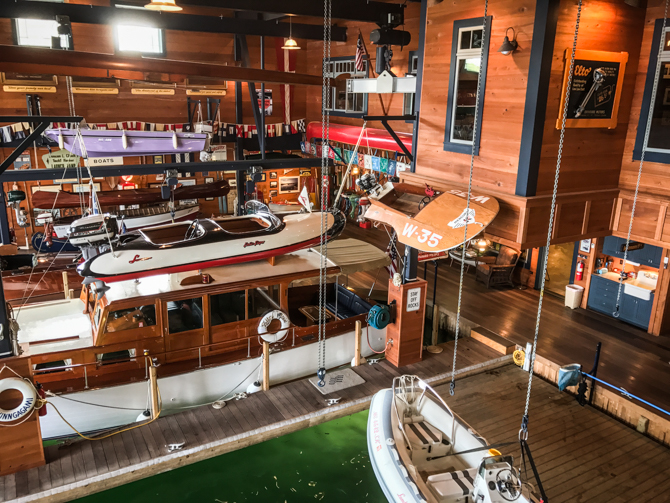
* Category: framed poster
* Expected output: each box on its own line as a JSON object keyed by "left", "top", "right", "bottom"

{"left": 228, "top": 178, "right": 237, "bottom": 187}
{"left": 270, "top": 172, "right": 277, "bottom": 179}
{"left": 300, "top": 168, "right": 312, "bottom": 177}
{"left": 205, "top": 177, "right": 214, "bottom": 184}
{"left": 270, "top": 181, "right": 278, "bottom": 189}
{"left": 279, "top": 176, "right": 300, "bottom": 194}
{"left": 579, "top": 239, "right": 591, "bottom": 253}
{"left": 557, "top": 49, "right": 628, "bottom": 129}
{"left": 270, "top": 190, "right": 278, "bottom": 197}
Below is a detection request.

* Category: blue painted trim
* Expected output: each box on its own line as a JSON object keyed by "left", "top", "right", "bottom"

{"left": 632, "top": 19, "right": 669, "bottom": 163}
{"left": 515, "top": 0, "right": 560, "bottom": 196}
{"left": 410, "top": 0, "right": 428, "bottom": 173}
{"left": 442, "top": 16, "right": 492, "bottom": 156}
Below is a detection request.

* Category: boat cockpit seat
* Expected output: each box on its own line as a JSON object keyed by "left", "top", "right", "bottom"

{"left": 426, "top": 468, "right": 478, "bottom": 502}
{"left": 404, "top": 420, "right": 451, "bottom": 463}
{"left": 326, "top": 284, "right": 373, "bottom": 319}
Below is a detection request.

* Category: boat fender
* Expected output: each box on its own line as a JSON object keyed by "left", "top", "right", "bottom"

{"left": 0, "top": 378, "right": 37, "bottom": 422}
{"left": 367, "top": 305, "right": 391, "bottom": 330}
{"left": 258, "top": 310, "right": 290, "bottom": 343}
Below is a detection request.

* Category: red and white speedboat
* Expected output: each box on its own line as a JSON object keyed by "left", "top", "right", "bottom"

{"left": 77, "top": 204, "right": 345, "bottom": 282}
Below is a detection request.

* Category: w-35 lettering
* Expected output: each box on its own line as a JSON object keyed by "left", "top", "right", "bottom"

{"left": 402, "top": 223, "right": 442, "bottom": 248}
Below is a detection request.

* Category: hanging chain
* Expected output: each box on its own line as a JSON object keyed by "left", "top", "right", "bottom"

{"left": 317, "top": 0, "right": 332, "bottom": 386}
{"left": 66, "top": 76, "right": 76, "bottom": 117}
{"left": 614, "top": 0, "right": 669, "bottom": 318}
{"left": 520, "top": 0, "right": 582, "bottom": 440}
{"left": 450, "top": 0, "right": 488, "bottom": 396}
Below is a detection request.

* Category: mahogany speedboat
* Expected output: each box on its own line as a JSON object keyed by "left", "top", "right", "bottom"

{"left": 43, "top": 128, "right": 210, "bottom": 157}
{"left": 77, "top": 203, "right": 346, "bottom": 282}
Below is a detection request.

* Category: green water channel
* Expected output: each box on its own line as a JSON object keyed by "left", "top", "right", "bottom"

{"left": 73, "top": 410, "right": 386, "bottom": 503}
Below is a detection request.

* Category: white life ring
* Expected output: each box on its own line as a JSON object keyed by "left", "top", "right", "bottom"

{"left": 258, "top": 310, "right": 290, "bottom": 343}
{"left": 0, "top": 378, "right": 37, "bottom": 422}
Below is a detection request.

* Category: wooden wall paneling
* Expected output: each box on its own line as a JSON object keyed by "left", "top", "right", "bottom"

{"left": 553, "top": 201, "right": 586, "bottom": 241}
{"left": 412, "top": 0, "right": 537, "bottom": 195}
{"left": 649, "top": 247, "right": 670, "bottom": 335}
{"left": 581, "top": 199, "right": 591, "bottom": 234}
{"left": 655, "top": 204, "right": 667, "bottom": 241}
{"left": 617, "top": 198, "right": 659, "bottom": 240}
{"left": 535, "top": 0, "right": 646, "bottom": 196}
{"left": 586, "top": 198, "right": 615, "bottom": 235}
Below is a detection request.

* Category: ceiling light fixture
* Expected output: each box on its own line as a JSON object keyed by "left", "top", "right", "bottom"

{"left": 144, "top": 0, "right": 182, "bottom": 12}
{"left": 498, "top": 27, "right": 518, "bottom": 56}
{"left": 282, "top": 17, "right": 301, "bottom": 50}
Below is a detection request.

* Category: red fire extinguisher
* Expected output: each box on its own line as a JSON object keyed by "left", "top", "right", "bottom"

{"left": 575, "top": 261, "right": 584, "bottom": 281}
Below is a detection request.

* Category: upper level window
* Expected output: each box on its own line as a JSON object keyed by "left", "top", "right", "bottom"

{"left": 14, "top": 19, "right": 58, "bottom": 47}
{"left": 443, "top": 18, "right": 491, "bottom": 155}
{"left": 325, "top": 57, "right": 368, "bottom": 117}
{"left": 634, "top": 23, "right": 670, "bottom": 163}
{"left": 115, "top": 24, "right": 164, "bottom": 55}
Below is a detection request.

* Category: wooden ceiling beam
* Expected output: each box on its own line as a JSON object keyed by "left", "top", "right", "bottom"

{"left": 0, "top": 45, "right": 326, "bottom": 86}
{"left": 0, "top": 1, "right": 346, "bottom": 42}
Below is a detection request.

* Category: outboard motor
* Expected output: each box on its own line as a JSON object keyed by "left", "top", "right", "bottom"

{"left": 69, "top": 214, "right": 118, "bottom": 248}
{"left": 7, "top": 189, "right": 29, "bottom": 228}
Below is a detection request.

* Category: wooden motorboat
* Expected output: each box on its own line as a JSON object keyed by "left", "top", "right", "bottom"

{"left": 77, "top": 204, "right": 346, "bottom": 282}
{"left": 43, "top": 128, "right": 210, "bottom": 157}
{"left": 32, "top": 180, "right": 229, "bottom": 209}
{"left": 359, "top": 177, "right": 499, "bottom": 253}
{"left": 368, "top": 376, "right": 536, "bottom": 503}
{"left": 12, "top": 240, "right": 389, "bottom": 439}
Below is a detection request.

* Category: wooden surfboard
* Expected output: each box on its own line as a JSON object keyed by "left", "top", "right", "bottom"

{"left": 364, "top": 183, "right": 499, "bottom": 253}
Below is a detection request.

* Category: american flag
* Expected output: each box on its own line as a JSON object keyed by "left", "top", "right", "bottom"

{"left": 355, "top": 33, "right": 365, "bottom": 72}
{"left": 386, "top": 231, "right": 399, "bottom": 277}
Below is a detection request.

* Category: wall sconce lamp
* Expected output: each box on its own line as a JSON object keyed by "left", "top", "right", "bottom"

{"left": 498, "top": 27, "right": 518, "bottom": 55}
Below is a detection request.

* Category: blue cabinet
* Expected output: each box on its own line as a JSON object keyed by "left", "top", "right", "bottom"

{"left": 601, "top": 236, "right": 662, "bottom": 268}
{"left": 587, "top": 275, "right": 654, "bottom": 330}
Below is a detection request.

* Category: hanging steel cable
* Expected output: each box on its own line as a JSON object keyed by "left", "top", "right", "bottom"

{"left": 449, "top": 0, "right": 488, "bottom": 396}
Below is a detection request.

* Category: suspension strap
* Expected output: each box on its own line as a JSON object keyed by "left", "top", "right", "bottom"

{"left": 520, "top": 0, "right": 582, "bottom": 438}
{"left": 614, "top": 0, "right": 669, "bottom": 318}
{"left": 450, "top": 0, "right": 488, "bottom": 396}
{"left": 317, "top": 0, "right": 332, "bottom": 387}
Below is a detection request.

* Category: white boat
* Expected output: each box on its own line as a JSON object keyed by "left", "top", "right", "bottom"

{"left": 14, "top": 241, "right": 390, "bottom": 439}
{"left": 368, "top": 376, "right": 536, "bottom": 503}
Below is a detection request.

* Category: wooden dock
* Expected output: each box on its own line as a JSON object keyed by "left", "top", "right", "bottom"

{"left": 0, "top": 338, "right": 506, "bottom": 503}
{"left": 1, "top": 336, "right": 668, "bottom": 503}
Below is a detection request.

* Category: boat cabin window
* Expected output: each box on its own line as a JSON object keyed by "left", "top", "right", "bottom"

{"left": 167, "top": 297, "right": 204, "bottom": 334}
{"left": 104, "top": 304, "right": 157, "bottom": 333}
{"left": 97, "top": 349, "right": 136, "bottom": 365}
{"left": 210, "top": 290, "right": 246, "bottom": 326}
{"left": 248, "top": 285, "right": 281, "bottom": 319}
{"left": 34, "top": 359, "right": 73, "bottom": 374}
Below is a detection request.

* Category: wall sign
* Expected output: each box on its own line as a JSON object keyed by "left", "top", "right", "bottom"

{"left": 557, "top": 49, "right": 628, "bottom": 129}
{"left": 3, "top": 85, "right": 56, "bottom": 93}
{"left": 72, "top": 87, "right": 119, "bottom": 95}
{"left": 406, "top": 287, "right": 422, "bottom": 312}
{"left": 90, "top": 157, "right": 123, "bottom": 166}
{"left": 42, "top": 149, "right": 80, "bottom": 169}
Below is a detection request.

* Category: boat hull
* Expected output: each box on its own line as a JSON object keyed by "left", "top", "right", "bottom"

{"left": 44, "top": 129, "right": 209, "bottom": 157}
{"left": 78, "top": 211, "right": 346, "bottom": 282}
{"left": 368, "top": 389, "right": 428, "bottom": 503}
{"left": 39, "top": 327, "right": 386, "bottom": 440}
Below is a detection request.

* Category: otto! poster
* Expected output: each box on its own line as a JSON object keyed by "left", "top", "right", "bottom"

{"left": 256, "top": 89, "right": 273, "bottom": 116}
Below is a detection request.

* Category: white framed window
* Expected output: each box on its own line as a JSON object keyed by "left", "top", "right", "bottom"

{"left": 14, "top": 18, "right": 58, "bottom": 47}
{"left": 443, "top": 17, "right": 490, "bottom": 156}
{"left": 639, "top": 27, "right": 670, "bottom": 156}
{"left": 450, "top": 26, "right": 483, "bottom": 145}
{"left": 324, "top": 57, "right": 368, "bottom": 115}
{"left": 115, "top": 24, "right": 165, "bottom": 55}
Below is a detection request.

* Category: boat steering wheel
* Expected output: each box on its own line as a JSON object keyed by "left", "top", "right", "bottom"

{"left": 418, "top": 196, "right": 432, "bottom": 211}
{"left": 495, "top": 468, "right": 523, "bottom": 501}
{"left": 185, "top": 219, "right": 200, "bottom": 240}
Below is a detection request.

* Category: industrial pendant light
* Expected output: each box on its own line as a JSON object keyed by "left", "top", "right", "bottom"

{"left": 282, "top": 17, "right": 301, "bottom": 50}
{"left": 144, "top": 0, "right": 183, "bottom": 12}
{"left": 498, "top": 27, "right": 518, "bottom": 56}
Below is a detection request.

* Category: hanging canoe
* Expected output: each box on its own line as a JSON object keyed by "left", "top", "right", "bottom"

{"left": 43, "top": 128, "right": 210, "bottom": 157}
{"left": 364, "top": 182, "right": 499, "bottom": 253}
{"left": 32, "top": 180, "right": 229, "bottom": 209}
{"left": 305, "top": 121, "right": 412, "bottom": 154}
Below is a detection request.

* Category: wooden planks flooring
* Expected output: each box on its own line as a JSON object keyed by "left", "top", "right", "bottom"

{"left": 0, "top": 338, "right": 502, "bottom": 503}
{"left": 433, "top": 365, "right": 670, "bottom": 503}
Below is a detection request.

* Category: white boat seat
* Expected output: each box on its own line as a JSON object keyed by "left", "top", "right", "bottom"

{"left": 426, "top": 468, "right": 477, "bottom": 502}
{"left": 406, "top": 421, "right": 443, "bottom": 447}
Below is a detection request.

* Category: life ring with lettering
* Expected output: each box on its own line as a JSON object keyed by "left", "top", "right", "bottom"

{"left": 258, "top": 310, "right": 290, "bottom": 343}
{"left": 0, "top": 378, "right": 37, "bottom": 422}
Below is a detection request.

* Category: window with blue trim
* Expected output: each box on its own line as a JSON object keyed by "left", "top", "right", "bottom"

{"left": 324, "top": 57, "right": 368, "bottom": 117}
{"left": 634, "top": 21, "right": 670, "bottom": 163}
{"left": 443, "top": 17, "right": 491, "bottom": 155}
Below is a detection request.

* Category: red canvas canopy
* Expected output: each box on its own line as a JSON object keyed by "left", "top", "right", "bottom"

{"left": 306, "top": 122, "right": 412, "bottom": 154}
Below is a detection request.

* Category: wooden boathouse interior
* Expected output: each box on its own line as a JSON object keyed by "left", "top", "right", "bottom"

{"left": 1, "top": 0, "right": 670, "bottom": 502}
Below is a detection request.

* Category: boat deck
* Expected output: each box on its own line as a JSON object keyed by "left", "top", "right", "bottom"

{"left": 0, "top": 338, "right": 504, "bottom": 503}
